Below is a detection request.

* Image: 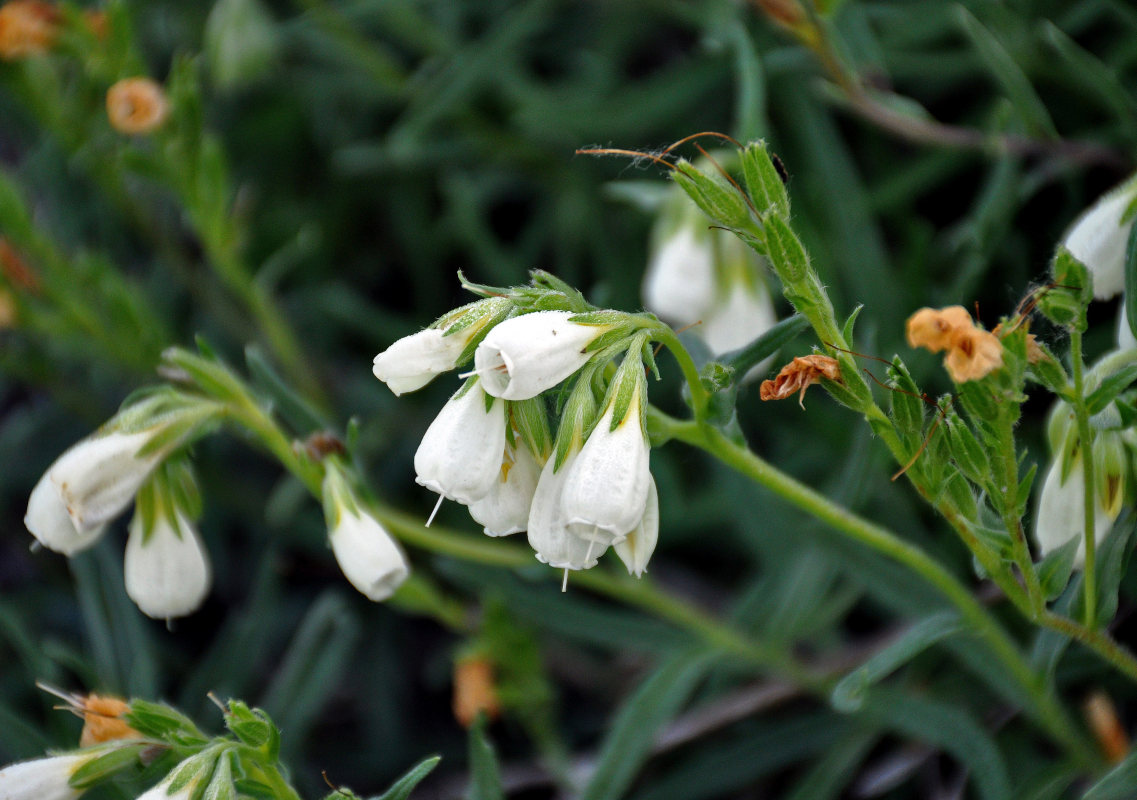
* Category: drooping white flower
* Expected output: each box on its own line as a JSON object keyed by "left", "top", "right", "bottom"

{"left": 42, "top": 431, "right": 166, "bottom": 534}
{"left": 615, "top": 474, "right": 659, "bottom": 578}
{"left": 527, "top": 450, "right": 608, "bottom": 570}
{"left": 1034, "top": 459, "right": 1116, "bottom": 569}
{"left": 468, "top": 441, "right": 543, "bottom": 536}
{"left": 1063, "top": 179, "right": 1137, "bottom": 300}
{"left": 474, "top": 311, "right": 609, "bottom": 401}
{"left": 124, "top": 509, "right": 212, "bottom": 620}
{"left": 701, "top": 278, "right": 777, "bottom": 358}
{"left": 372, "top": 328, "right": 469, "bottom": 396}
{"left": 24, "top": 473, "right": 106, "bottom": 555}
{"left": 559, "top": 390, "right": 651, "bottom": 547}
{"left": 414, "top": 382, "right": 507, "bottom": 505}
{"left": 0, "top": 753, "right": 93, "bottom": 800}
{"left": 643, "top": 225, "right": 716, "bottom": 326}
{"left": 323, "top": 469, "right": 409, "bottom": 602}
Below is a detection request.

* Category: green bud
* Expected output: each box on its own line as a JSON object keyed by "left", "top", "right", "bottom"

{"left": 1094, "top": 431, "right": 1129, "bottom": 518}
{"left": 205, "top": 0, "right": 280, "bottom": 90}
{"left": 763, "top": 215, "right": 809, "bottom": 285}
{"left": 1035, "top": 287, "right": 1083, "bottom": 328}
{"left": 945, "top": 414, "right": 989, "bottom": 484}
{"left": 1052, "top": 246, "right": 1093, "bottom": 304}
{"left": 671, "top": 160, "right": 754, "bottom": 231}
{"left": 740, "top": 141, "right": 791, "bottom": 219}
{"left": 887, "top": 358, "right": 924, "bottom": 437}
{"left": 944, "top": 470, "right": 979, "bottom": 520}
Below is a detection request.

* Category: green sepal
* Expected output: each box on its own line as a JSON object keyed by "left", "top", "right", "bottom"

{"left": 603, "top": 341, "right": 647, "bottom": 433}
{"left": 1026, "top": 341, "right": 1069, "bottom": 393}
{"left": 957, "top": 380, "right": 999, "bottom": 422}
{"left": 1016, "top": 463, "right": 1038, "bottom": 519}
{"left": 369, "top": 756, "right": 442, "bottom": 800}
{"left": 1086, "top": 364, "right": 1137, "bottom": 415}
{"left": 740, "top": 140, "right": 790, "bottom": 219}
{"left": 671, "top": 159, "right": 753, "bottom": 231}
{"left": 224, "top": 701, "right": 279, "bottom": 759}
{"left": 945, "top": 413, "right": 989, "bottom": 485}
{"left": 1052, "top": 246, "right": 1093, "bottom": 302}
{"left": 233, "top": 779, "right": 277, "bottom": 800}
{"left": 69, "top": 744, "right": 147, "bottom": 788}
{"left": 552, "top": 370, "right": 599, "bottom": 471}
{"left": 202, "top": 750, "right": 237, "bottom": 800}
{"left": 509, "top": 397, "right": 553, "bottom": 460}
{"left": 125, "top": 700, "right": 206, "bottom": 742}
{"left": 943, "top": 470, "right": 979, "bottom": 520}
{"left": 166, "top": 747, "right": 221, "bottom": 800}
{"left": 887, "top": 358, "right": 924, "bottom": 437}
{"left": 967, "top": 523, "right": 1014, "bottom": 560}
{"left": 1037, "top": 536, "right": 1081, "bottom": 601}
{"left": 841, "top": 305, "right": 864, "bottom": 347}
{"left": 761, "top": 214, "right": 809, "bottom": 285}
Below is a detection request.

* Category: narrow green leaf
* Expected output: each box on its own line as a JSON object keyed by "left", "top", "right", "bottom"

{"left": 466, "top": 714, "right": 504, "bottom": 800}
{"left": 371, "top": 756, "right": 442, "bottom": 800}
{"left": 69, "top": 744, "right": 145, "bottom": 787}
{"left": 1083, "top": 750, "right": 1137, "bottom": 800}
{"left": 1086, "top": 364, "right": 1137, "bottom": 415}
{"left": 246, "top": 346, "right": 330, "bottom": 433}
{"left": 1037, "top": 536, "right": 1080, "bottom": 601}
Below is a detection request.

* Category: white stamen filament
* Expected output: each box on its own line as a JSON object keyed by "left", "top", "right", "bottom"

{"left": 425, "top": 494, "right": 445, "bottom": 527}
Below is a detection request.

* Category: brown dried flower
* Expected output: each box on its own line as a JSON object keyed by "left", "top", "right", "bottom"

{"left": 905, "top": 305, "right": 1003, "bottom": 383}
{"left": 992, "top": 320, "right": 1046, "bottom": 365}
{"left": 760, "top": 354, "right": 841, "bottom": 408}
{"left": 452, "top": 656, "right": 501, "bottom": 728}
{"left": 0, "top": 237, "right": 40, "bottom": 291}
{"left": 0, "top": 0, "right": 58, "bottom": 60}
{"left": 1084, "top": 691, "right": 1130, "bottom": 764}
{"left": 106, "top": 77, "right": 170, "bottom": 135}
{"left": 38, "top": 684, "right": 142, "bottom": 747}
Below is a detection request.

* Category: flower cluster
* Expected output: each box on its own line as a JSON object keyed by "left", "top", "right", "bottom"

{"left": 905, "top": 305, "right": 1003, "bottom": 383}
{"left": 373, "top": 278, "right": 661, "bottom": 578}
{"left": 643, "top": 172, "right": 777, "bottom": 377}
{"left": 23, "top": 391, "right": 222, "bottom": 619}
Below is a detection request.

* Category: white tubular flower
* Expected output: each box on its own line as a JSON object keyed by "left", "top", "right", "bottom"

{"left": 1034, "top": 459, "right": 1116, "bottom": 568}
{"left": 24, "top": 473, "right": 106, "bottom": 555}
{"left": 527, "top": 451, "right": 608, "bottom": 570}
{"left": 643, "top": 225, "right": 716, "bottom": 326}
{"left": 0, "top": 753, "right": 93, "bottom": 800}
{"left": 414, "top": 383, "right": 507, "bottom": 505}
{"left": 372, "top": 328, "right": 469, "bottom": 396}
{"left": 474, "top": 311, "right": 609, "bottom": 401}
{"left": 323, "top": 463, "right": 409, "bottom": 601}
{"left": 468, "top": 441, "right": 543, "bottom": 536}
{"left": 615, "top": 474, "right": 659, "bottom": 578}
{"left": 43, "top": 431, "right": 165, "bottom": 534}
{"left": 1063, "top": 180, "right": 1137, "bottom": 300}
{"left": 559, "top": 392, "right": 651, "bottom": 547}
{"left": 701, "top": 278, "right": 777, "bottom": 358}
{"left": 124, "top": 510, "right": 212, "bottom": 620}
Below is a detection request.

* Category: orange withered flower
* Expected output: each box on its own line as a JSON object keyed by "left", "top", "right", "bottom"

{"left": 0, "top": 237, "right": 41, "bottom": 292}
{"left": 0, "top": 0, "right": 58, "bottom": 60}
{"left": 760, "top": 354, "right": 841, "bottom": 408}
{"left": 37, "top": 684, "right": 142, "bottom": 747}
{"left": 905, "top": 305, "right": 1003, "bottom": 383}
{"left": 452, "top": 655, "right": 501, "bottom": 728}
{"left": 106, "top": 77, "right": 170, "bottom": 135}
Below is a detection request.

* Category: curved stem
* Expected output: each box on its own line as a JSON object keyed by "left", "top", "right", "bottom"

{"left": 995, "top": 403, "right": 1045, "bottom": 614}
{"left": 653, "top": 325, "right": 710, "bottom": 418}
{"left": 1070, "top": 328, "right": 1099, "bottom": 627}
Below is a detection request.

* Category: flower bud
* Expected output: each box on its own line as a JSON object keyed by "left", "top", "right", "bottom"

{"left": 474, "top": 311, "right": 609, "bottom": 401}
{"left": 106, "top": 78, "right": 170, "bottom": 135}
{"left": 414, "top": 383, "right": 507, "bottom": 505}
{"left": 1062, "top": 179, "right": 1137, "bottom": 300}
{"left": 124, "top": 508, "right": 212, "bottom": 620}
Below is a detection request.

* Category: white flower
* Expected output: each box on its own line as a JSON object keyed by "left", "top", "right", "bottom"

{"left": 372, "top": 328, "right": 469, "bottom": 396}
{"left": 559, "top": 393, "right": 651, "bottom": 547}
{"left": 468, "top": 442, "right": 542, "bottom": 536}
{"left": 1034, "top": 459, "right": 1116, "bottom": 569}
{"left": 124, "top": 510, "right": 212, "bottom": 620}
{"left": 414, "top": 383, "right": 507, "bottom": 505}
{"left": 0, "top": 753, "right": 92, "bottom": 800}
{"left": 1063, "top": 180, "right": 1137, "bottom": 300}
{"left": 42, "top": 431, "right": 165, "bottom": 534}
{"left": 615, "top": 474, "right": 659, "bottom": 577}
{"left": 474, "top": 311, "right": 608, "bottom": 401}
{"left": 329, "top": 511, "right": 408, "bottom": 603}
{"left": 24, "top": 473, "right": 106, "bottom": 555}
{"left": 527, "top": 450, "right": 608, "bottom": 570}
{"left": 701, "top": 278, "right": 777, "bottom": 358}
{"left": 643, "top": 226, "right": 716, "bottom": 326}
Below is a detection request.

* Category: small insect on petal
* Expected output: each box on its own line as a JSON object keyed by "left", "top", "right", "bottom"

{"left": 759, "top": 355, "right": 841, "bottom": 408}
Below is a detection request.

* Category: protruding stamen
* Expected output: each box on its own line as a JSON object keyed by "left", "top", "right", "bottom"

{"left": 561, "top": 568, "right": 570, "bottom": 593}
{"left": 425, "top": 494, "right": 445, "bottom": 527}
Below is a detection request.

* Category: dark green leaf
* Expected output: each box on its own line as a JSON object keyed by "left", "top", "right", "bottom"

{"left": 370, "top": 756, "right": 442, "bottom": 800}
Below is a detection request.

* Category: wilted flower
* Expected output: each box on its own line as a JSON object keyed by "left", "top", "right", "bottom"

{"left": 106, "top": 78, "right": 170, "bottom": 135}
{"left": 473, "top": 311, "right": 609, "bottom": 401}
{"left": 452, "top": 655, "right": 501, "bottom": 728}
{"left": 0, "top": 1, "right": 58, "bottom": 60}
{"left": 0, "top": 753, "right": 93, "bottom": 800}
{"left": 1063, "top": 178, "right": 1137, "bottom": 300}
{"left": 614, "top": 475, "right": 659, "bottom": 577}
{"left": 760, "top": 354, "right": 841, "bottom": 408}
{"left": 414, "top": 382, "right": 507, "bottom": 507}
{"left": 323, "top": 464, "right": 409, "bottom": 601}
{"left": 905, "top": 305, "right": 1002, "bottom": 383}
{"left": 467, "top": 440, "right": 542, "bottom": 536}
{"left": 124, "top": 509, "right": 212, "bottom": 620}
{"left": 559, "top": 388, "right": 651, "bottom": 547}
{"left": 36, "top": 685, "right": 141, "bottom": 748}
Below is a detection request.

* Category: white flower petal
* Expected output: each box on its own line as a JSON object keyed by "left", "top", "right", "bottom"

{"left": 643, "top": 226, "right": 716, "bottom": 325}
{"left": 615, "top": 474, "right": 659, "bottom": 577}
{"left": 474, "top": 311, "right": 605, "bottom": 400}
{"left": 24, "top": 472, "right": 106, "bottom": 555}
{"left": 560, "top": 399, "right": 650, "bottom": 547}
{"left": 125, "top": 511, "right": 212, "bottom": 619}
{"left": 468, "top": 442, "right": 542, "bottom": 536}
{"left": 329, "top": 507, "right": 409, "bottom": 601}
{"left": 701, "top": 280, "right": 777, "bottom": 376}
{"left": 527, "top": 451, "right": 607, "bottom": 570}
{"left": 372, "top": 328, "right": 469, "bottom": 396}
{"left": 1064, "top": 183, "right": 1137, "bottom": 300}
{"left": 0, "top": 754, "right": 91, "bottom": 800}
{"left": 48, "top": 431, "right": 163, "bottom": 532}
{"left": 1034, "top": 460, "right": 1115, "bottom": 569}
{"left": 414, "top": 384, "right": 507, "bottom": 504}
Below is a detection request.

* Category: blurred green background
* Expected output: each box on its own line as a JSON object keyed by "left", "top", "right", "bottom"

{"left": 3, "top": 1, "right": 1137, "bottom": 797}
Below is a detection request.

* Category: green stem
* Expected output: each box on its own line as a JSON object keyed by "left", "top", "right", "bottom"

{"left": 1040, "top": 611, "right": 1137, "bottom": 683}
{"left": 657, "top": 412, "right": 1094, "bottom": 766}
{"left": 1070, "top": 328, "right": 1098, "bottom": 628}
{"left": 654, "top": 326, "right": 710, "bottom": 418}
{"left": 995, "top": 403, "right": 1045, "bottom": 614}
